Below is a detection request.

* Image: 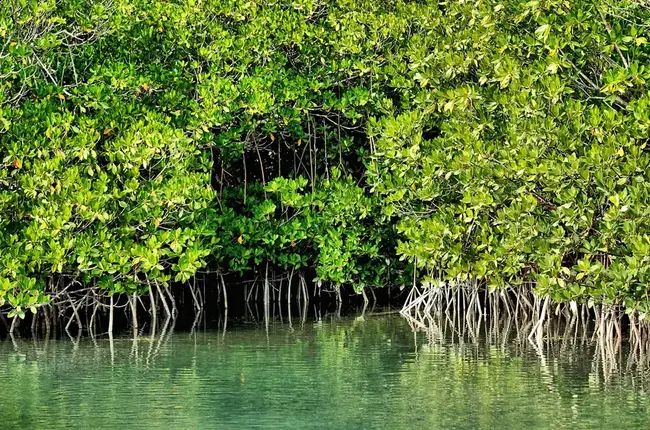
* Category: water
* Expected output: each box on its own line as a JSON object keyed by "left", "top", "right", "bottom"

{"left": 1, "top": 312, "right": 650, "bottom": 429}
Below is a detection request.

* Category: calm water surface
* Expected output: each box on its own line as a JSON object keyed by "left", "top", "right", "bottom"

{"left": 1, "top": 312, "right": 650, "bottom": 429}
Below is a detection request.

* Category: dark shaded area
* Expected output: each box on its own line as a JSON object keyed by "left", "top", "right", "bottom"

{"left": 0, "top": 275, "right": 408, "bottom": 340}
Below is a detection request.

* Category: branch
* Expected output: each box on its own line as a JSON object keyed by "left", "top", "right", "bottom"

{"left": 599, "top": 10, "right": 629, "bottom": 69}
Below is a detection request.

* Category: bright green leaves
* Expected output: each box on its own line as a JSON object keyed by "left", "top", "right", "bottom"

{"left": 227, "top": 173, "right": 395, "bottom": 289}
{"left": 368, "top": 0, "right": 650, "bottom": 312}
{"left": 5, "top": 0, "right": 649, "bottom": 314}
{"left": 0, "top": 0, "right": 217, "bottom": 308}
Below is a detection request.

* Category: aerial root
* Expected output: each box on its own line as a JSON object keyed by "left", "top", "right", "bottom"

{"left": 401, "top": 278, "right": 648, "bottom": 357}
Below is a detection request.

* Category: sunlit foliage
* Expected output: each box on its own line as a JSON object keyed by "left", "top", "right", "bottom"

{"left": 2, "top": 0, "right": 650, "bottom": 317}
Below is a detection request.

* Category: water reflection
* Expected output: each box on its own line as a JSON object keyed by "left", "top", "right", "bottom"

{"left": 1, "top": 311, "right": 650, "bottom": 429}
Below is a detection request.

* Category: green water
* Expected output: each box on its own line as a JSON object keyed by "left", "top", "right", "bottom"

{"left": 1, "top": 313, "right": 650, "bottom": 429}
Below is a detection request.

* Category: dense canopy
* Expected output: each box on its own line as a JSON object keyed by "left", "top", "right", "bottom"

{"left": 1, "top": 0, "right": 650, "bottom": 319}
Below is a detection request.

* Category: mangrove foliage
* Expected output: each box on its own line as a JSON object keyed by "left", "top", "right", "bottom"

{"left": 2, "top": 0, "right": 650, "bottom": 328}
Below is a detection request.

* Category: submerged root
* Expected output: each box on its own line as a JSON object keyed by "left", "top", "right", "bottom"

{"left": 403, "top": 290, "right": 650, "bottom": 385}
{"left": 2, "top": 270, "right": 376, "bottom": 339}
{"left": 401, "top": 279, "right": 650, "bottom": 358}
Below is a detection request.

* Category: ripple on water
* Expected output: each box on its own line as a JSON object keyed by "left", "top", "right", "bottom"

{"left": 1, "top": 314, "right": 650, "bottom": 429}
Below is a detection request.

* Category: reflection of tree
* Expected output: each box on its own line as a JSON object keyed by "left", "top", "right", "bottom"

{"left": 399, "top": 306, "right": 650, "bottom": 427}
{"left": 403, "top": 287, "right": 650, "bottom": 393}
{"left": 2, "top": 313, "right": 650, "bottom": 428}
